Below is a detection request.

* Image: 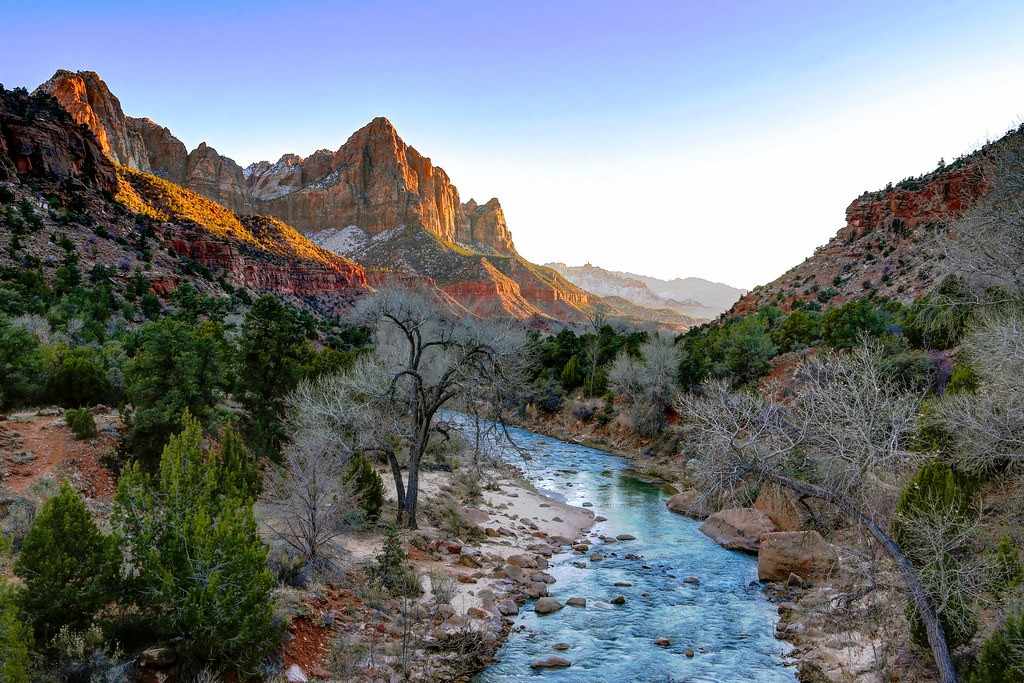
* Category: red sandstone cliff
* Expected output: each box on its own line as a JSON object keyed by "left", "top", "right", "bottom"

{"left": 730, "top": 155, "right": 992, "bottom": 316}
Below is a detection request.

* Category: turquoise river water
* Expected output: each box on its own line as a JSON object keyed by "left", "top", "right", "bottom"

{"left": 470, "top": 421, "right": 797, "bottom": 683}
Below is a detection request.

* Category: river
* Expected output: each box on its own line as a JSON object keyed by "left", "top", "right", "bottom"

{"left": 470, "top": 421, "right": 797, "bottom": 682}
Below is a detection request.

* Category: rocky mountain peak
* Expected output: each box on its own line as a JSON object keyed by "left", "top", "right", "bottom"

{"left": 36, "top": 69, "right": 150, "bottom": 170}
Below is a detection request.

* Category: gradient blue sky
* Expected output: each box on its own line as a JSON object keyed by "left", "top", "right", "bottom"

{"left": 4, "top": 1, "right": 1023, "bottom": 288}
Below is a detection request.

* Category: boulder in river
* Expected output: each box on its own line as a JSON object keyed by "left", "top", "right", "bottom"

{"left": 610, "top": 595, "right": 626, "bottom": 605}
{"left": 531, "top": 656, "right": 572, "bottom": 669}
{"left": 757, "top": 531, "right": 839, "bottom": 583}
{"left": 754, "top": 484, "right": 810, "bottom": 532}
{"left": 566, "top": 597, "right": 587, "bottom": 607}
{"left": 534, "top": 597, "right": 563, "bottom": 615}
{"left": 700, "top": 508, "right": 776, "bottom": 552}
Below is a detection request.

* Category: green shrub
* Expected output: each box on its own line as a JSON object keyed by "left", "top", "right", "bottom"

{"left": 371, "top": 526, "right": 421, "bottom": 597}
{"left": 44, "top": 345, "right": 112, "bottom": 408}
{"left": 969, "top": 609, "right": 1024, "bottom": 682}
{"left": 992, "top": 535, "right": 1024, "bottom": 594}
{"left": 65, "top": 408, "right": 97, "bottom": 440}
{"left": 14, "top": 482, "right": 120, "bottom": 643}
{"left": 821, "top": 298, "right": 890, "bottom": 349}
{"left": 345, "top": 454, "right": 385, "bottom": 523}
{"left": 0, "top": 583, "right": 32, "bottom": 683}
{"left": 901, "top": 275, "right": 974, "bottom": 350}
{"left": 560, "top": 355, "right": 583, "bottom": 392}
{"left": 113, "top": 413, "right": 279, "bottom": 672}
{"left": 772, "top": 309, "right": 822, "bottom": 352}
{"left": 946, "top": 362, "right": 980, "bottom": 395}
{"left": 0, "top": 315, "right": 45, "bottom": 409}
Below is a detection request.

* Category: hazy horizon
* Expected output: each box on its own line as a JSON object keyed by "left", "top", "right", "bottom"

{"left": 5, "top": 0, "right": 1023, "bottom": 289}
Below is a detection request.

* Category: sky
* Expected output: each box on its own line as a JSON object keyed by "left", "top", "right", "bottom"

{"left": 3, "top": 1, "right": 1024, "bottom": 289}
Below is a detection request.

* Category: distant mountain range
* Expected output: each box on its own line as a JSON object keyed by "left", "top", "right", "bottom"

{"left": 545, "top": 262, "right": 745, "bottom": 320}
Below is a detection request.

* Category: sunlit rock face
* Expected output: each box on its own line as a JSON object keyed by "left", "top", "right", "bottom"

{"left": 36, "top": 70, "right": 150, "bottom": 171}
{"left": 38, "top": 69, "right": 590, "bottom": 322}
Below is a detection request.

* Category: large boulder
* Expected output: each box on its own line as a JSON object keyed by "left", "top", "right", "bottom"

{"left": 699, "top": 508, "right": 776, "bottom": 552}
{"left": 666, "top": 489, "right": 710, "bottom": 519}
{"left": 757, "top": 531, "right": 839, "bottom": 583}
{"left": 534, "top": 597, "right": 563, "bottom": 615}
{"left": 754, "top": 484, "right": 809, "bottom": 532}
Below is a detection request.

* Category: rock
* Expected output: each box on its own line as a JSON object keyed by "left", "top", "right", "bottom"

{"left": 699, "top": 508, "right": 777, "bottom": 552}
{"left": 497, "top": 599, "right": 518, "bottom": 616}
{"left": 553, "top": 643, "right": 570, "bottom": 651}
{"left": 566, "top": 597, "right": 587, "bottom": 608}
{"left": 526, "top": 582, "right": 548, "bottom": 598}
{"left": 594, "top": 515, "right": 608, "bottom": 522}
{"left": 582, "top": 502, "right": 593, "bottom": 507}
{"left": 613, "top": 581, "right": 632, "bottom": 587}
{"left": 590, "top": 553, "right": 605, "bottom": 562}
{"left": 456, "top": 575, "right": 477, "bottom": 584}
{"left": 507, "top": 554, "right": 537, "bottom": 569}
{"left": 655, "top": 637, "right": 671, "bottom": 647}
{"left": 534, "top": 597, "right": 563, "bottom": 615}
{"left": 530, "top": 656, "right": 572, "bottom": 669}
{"left": 458, "top": 554, "right": 482, "bottom": 569}
{"left": 757, "top": 531, "right": 839, "bottom": 583}
{"left": 754, "top": 484, "right": 810, "bottom": 532}
{"left": 467, "top": 607, "right": 490, "bottom": 619}
{"left": 610, "top": 595, "right": 626, "bottom": 605}
{"left": 685, "top": 648, "right": 694, "bottom": 658}
{"left": 571, "top": 561, "right": 587, "bottom": 569}
{"left": 666, "top": 489, "right": 711, "bottom": 519}
{"left": 285, "top": 664, "right": 308, "bottom": 682}
{"left": 683, "top": 576, "right": 701, "bottom": 585}
{"left": 616, "top": 533, "right": 636, "bottom": 541}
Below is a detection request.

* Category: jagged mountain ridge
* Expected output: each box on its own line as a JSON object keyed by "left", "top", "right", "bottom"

{"left": 36, "top": 69, "right": 604, "bottom": 323}
{"left": 545, "top": 262, "right": 744, "bottom": 320}
{"left": 0, "top": 84, "right": 368, "bottom": 313}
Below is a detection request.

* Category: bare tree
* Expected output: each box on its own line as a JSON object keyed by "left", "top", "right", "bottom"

{"left": 350, "top": 287, "right": 526, "bottom": 528}
{"left": 939, "top": 312, "right": 1024, "bottom": 474}
{"left": 608, "top": 334, "right": 681, "bottom": 436}
{"left": 677, "top": 345, "right": 959, "bottom": 682}
{"left": 262, "top": 424, "right": 353, "bottom": 567}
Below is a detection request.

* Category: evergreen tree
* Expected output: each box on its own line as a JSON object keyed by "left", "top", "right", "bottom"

{"left": 114, "top": 412, "right": 279, "bottom": 672}
{"left": 236, "top": 295, "right": 313, "bottom": 459}
{"left": 123, "top": 318, "right": 229, "bottom": 465}
{"left": 345, "top": 454, "right": 385, "bottom": 523}
{"left": 14, "top": 482, "right": 120, "bottom": 642}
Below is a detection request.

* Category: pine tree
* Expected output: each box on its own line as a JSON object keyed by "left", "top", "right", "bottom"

{"left": 114, "top": 411, "right": 279, "bottom": 672}
{"left": 345, "top": 454, "right": 385, "bottom": 523}
{"left": 14, "top": 482, "right": 120, "bottom": 642}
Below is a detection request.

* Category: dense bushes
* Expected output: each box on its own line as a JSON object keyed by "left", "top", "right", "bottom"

{"left": 821, "top": 298, "right": 892, "bottom": 349}
{"left": 0, "top": 315, "right": 44, "bottom": 409}
{"left": 676, "top": 308, "right": 777, "bottom": 389}
{"left": 14, "top": 483, "right": 120, "bottom": 643}
{"left": 44, "top": 345, "right": 113, "bottom": 407}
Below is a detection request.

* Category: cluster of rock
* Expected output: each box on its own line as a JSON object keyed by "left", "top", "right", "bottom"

{"left": 667, "top": 485, "right": 839, "bottom": 585}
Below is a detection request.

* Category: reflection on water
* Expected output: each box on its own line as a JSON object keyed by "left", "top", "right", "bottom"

{"left": 468, "top": 421, "right": 796, "bottom": 682}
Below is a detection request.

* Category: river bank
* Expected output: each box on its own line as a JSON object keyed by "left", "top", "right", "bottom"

{"left": 508, "top": 404, "right": 938, "bottom": 682}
